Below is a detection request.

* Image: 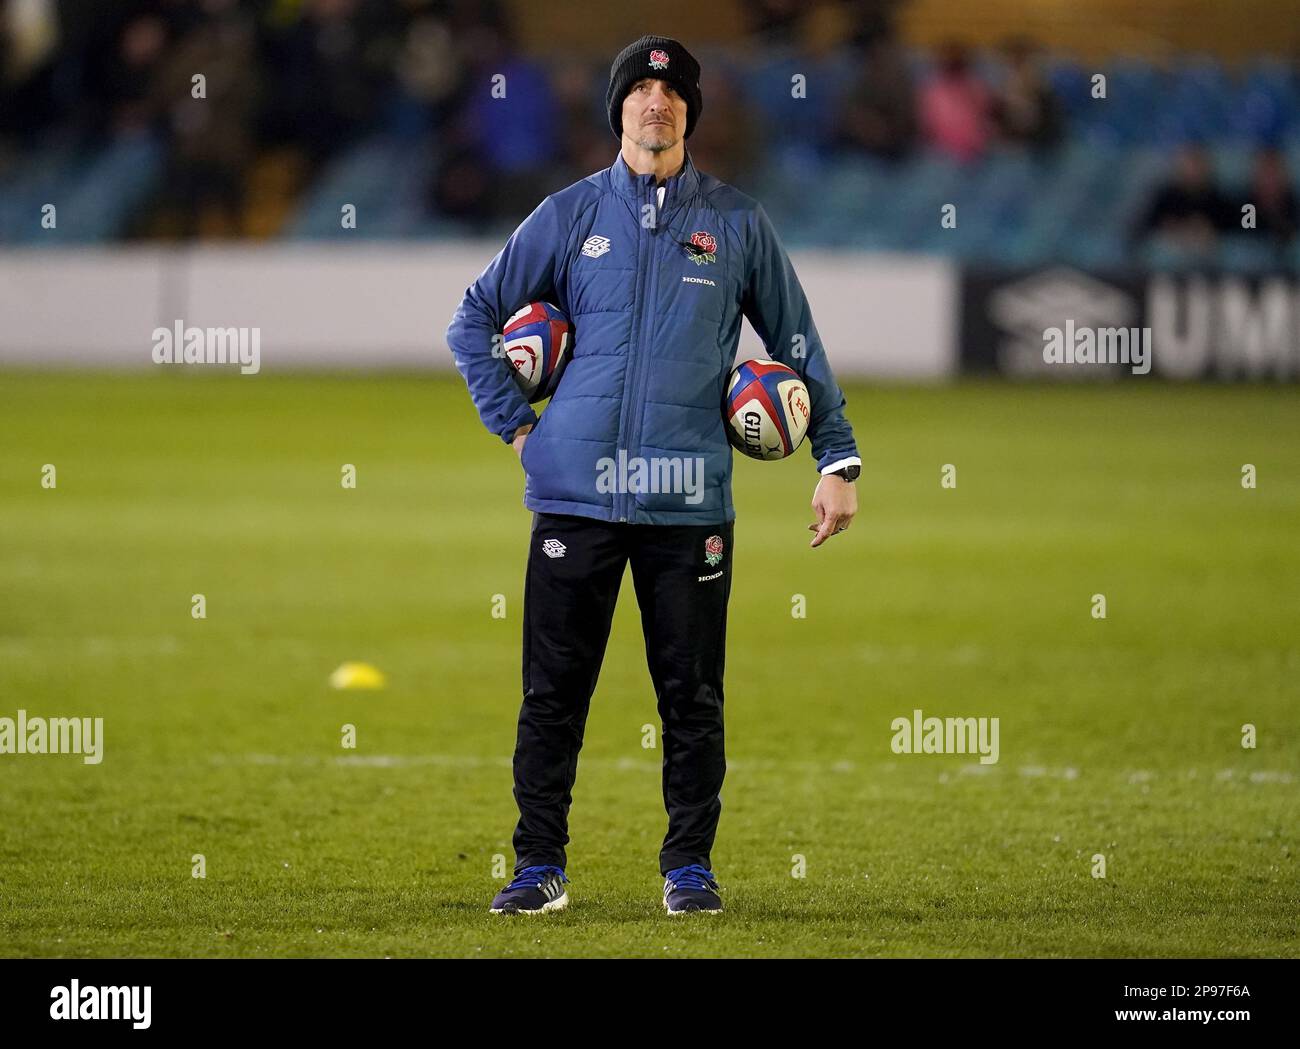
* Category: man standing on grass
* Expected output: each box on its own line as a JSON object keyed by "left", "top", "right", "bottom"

{"left": 446, "top": 34, "right": 860, "bottom": 915}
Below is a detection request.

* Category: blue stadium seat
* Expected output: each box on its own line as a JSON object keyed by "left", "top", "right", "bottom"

{"left": 1220, "top": 237, "right": 1286, "bottom": 273}
{"left": 287, "top": 136, "right": 429, "bottom": 240}
{"left": 0, "top": 139, "right": 84, "bottom": 243}
{"left": 0, "top": 134, "right": 163, "bottom": 244}
{"left": 56, "top": 134, "right": 165, "bottom": 242}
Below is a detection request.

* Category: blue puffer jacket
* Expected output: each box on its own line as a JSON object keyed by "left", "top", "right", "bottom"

{"left": 446, "top": 147, "right": 859, "bottom": 525}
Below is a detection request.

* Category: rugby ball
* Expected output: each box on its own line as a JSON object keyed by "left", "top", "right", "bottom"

{"left": 724, "top": 358, "right": 811, "bottom": 460}
{"left": 503, "top": 301, "right": 572, "bottom": 402}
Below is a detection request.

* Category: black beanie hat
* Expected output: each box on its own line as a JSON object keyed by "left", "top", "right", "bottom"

{"left": 606, "top": 34, "right": 703, "bottom": 140}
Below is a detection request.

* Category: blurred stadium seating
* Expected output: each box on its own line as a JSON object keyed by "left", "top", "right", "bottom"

{"left": 0, "top": 1, "right": 1297, "bottom": 273}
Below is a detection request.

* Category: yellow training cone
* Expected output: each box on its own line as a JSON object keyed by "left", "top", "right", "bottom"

{"left": 329, "top": 662, "right": 387, "bottom": 690}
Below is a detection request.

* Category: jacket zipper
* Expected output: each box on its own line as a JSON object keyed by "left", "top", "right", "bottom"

{"left": 615, "top": 181, "right": 654, "bottom": 522}
{"left": 626, "top": 185, "right": 665, "bottom": 524}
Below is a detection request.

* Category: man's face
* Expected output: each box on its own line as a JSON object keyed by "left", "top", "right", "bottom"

{"left": 1176, "top": 147, "right": 1210, "bottom": 188}
{"left": 621, "top": 77, "right": 687, "bottom": 152}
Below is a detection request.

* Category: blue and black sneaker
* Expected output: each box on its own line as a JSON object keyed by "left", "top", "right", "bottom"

{"left": 663, "top": 864, "right": 723, "bottom": 914}
{"left": 489, "top": 865, "right": 569, "bottom": 915}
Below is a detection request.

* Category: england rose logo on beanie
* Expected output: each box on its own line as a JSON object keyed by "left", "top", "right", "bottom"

{"left": 684, "top": 230, "right": 717, "bottom": 265}
{"left": 607, "top": 36, "right": 702, "bottom": 141}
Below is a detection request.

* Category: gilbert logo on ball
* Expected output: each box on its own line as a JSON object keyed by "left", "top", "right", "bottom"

{"left": 683, "top": 230, "right": 717, "bottom": 265}
{"left": 724, "top": 358, "right": 811, "bottom": 461}
{"left": 649, "top": 49, "right": 669, "bottom": 70}
{"left": 502, "top": 301, "right": 573, "bottom": 403}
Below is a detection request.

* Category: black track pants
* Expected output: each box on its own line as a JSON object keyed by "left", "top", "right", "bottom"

{"left": 512, "top": 511, "right": 733, "bottom": 877}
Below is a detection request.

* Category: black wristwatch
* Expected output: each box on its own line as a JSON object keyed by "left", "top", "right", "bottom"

{"left": 830, "top": 465, "right": 860, "bottom": 482}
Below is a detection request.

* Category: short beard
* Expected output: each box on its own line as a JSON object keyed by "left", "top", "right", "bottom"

{"left": 634, "top": 129, "right": 678, "bottom": 153}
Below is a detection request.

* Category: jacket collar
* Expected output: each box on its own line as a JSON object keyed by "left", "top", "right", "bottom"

{"left": 608, "top": 147, "right": 700, "bottom": 209}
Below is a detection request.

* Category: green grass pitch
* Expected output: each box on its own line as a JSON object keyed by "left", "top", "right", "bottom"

{"left": 0, "top": 371, "right": 1296, "bottom": 958}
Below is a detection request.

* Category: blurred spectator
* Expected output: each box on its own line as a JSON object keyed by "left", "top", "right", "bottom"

{"left": 260, "top": 0, "right": 397, "bottom": 165}
{"left": 91, "top": 13, "right": 171, "bottom": 138}
{"left": 451, "top": 20, "right": 560, "bottom": 223}
{"left": 684, "top": 67, "right": 760, "bottom": 186}
{"left": 1132, "top": 144, "right": 1234, "bottom": 253}
{"left": 551, "top": 62, "right": 615, "bottom": 188}
{"left": 429, "top": 142, "right": 494, "bottom": 227}
{"left": 148, "top": 0, "right": 260, "bottom": 237}
{"left": 740, "top": 0, "right": 806, "bottom": 48}
{"left": 0, "top": 0, "right": 60, "bottom": 156}
{"left": 993, "top": 36, "right": 1062, "bottom": 153}
{"left": 387, "top": 11, "right": 465, "bottom": 140}
{"left": 918, "top": 42, "right": 993, "bottom": 163}
{"left": 840, "top": 0, "right": 907, "bottom": 49}
{"left": 1240, "top": 147, "right": 1298, "bottom": 248}
{"left": 832, "top": 32, "right": 915, "bottom": 162}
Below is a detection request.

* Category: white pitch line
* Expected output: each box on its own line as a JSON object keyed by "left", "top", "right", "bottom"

{"left": 206, "top": 754, "right": 1295, "bottom": 783}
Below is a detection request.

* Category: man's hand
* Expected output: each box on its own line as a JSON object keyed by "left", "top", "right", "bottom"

{"left": 808, "top": 473, "right": 857, "bottom": 548}
{"left": 512, "top": 423, "right": 533, "bottom": 459}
